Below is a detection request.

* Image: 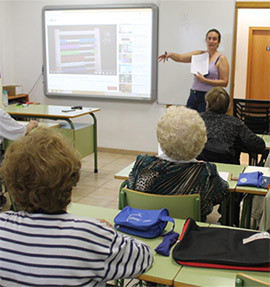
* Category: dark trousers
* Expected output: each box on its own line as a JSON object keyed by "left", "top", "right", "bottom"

{"left": 186, "top": 89, "right": 207, "bottom": 112}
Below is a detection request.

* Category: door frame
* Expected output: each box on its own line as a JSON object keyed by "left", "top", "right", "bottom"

{"left": 229, "top": 1, "right": 270, "bottom": 114}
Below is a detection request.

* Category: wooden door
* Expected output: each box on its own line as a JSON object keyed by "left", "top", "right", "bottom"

{"left": 246, "top": 27, "right": 270, "bottom": 100}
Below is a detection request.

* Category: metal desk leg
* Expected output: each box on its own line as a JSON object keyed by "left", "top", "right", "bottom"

{"left": 64, "top": 118, "right": 76, "bottom": 144}
{"left": 90, "top": 113, "right": 98, "bottom": 173}
{"left": 229, "top": 192, "right": 235, "bottom": 226}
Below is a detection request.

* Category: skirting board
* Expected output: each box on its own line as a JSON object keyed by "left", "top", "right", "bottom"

{"left": 98, "top": 147, "right": 157, "bottom": 156}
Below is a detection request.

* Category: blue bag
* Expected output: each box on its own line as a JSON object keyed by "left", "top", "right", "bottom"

{"left": 114, "top": 206, "right": 175, "bottom": 238}
{"left": 260, "top": 176, "right": 270, "bottom": 189}
{"left": 237, "top": 172, "right": 263, "bottom": 187}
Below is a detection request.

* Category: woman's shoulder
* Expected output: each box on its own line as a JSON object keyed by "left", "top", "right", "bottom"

{"left": 216, "top": 53, "right": 229, "bottom": 65}
{"left": 201, "top": 161, "right": 219, "bottom": 174}
{"left": 135, "top": 154, "right": 158, "bottom": 163}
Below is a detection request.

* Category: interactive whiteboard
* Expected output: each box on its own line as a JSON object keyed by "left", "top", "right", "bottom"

{"left": 42, "top": 4, "right": 158, "bottom": 101}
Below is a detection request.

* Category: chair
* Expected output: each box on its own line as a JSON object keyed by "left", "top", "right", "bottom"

{"left": 119, "top": 187, "right": 201, "bottom": 221}
{"left": 234, "top": 98, "right": 270, "bottom": 165}
{"left": 235, "top": 273, "right": 270, "bottom": 287}
{"left": 233, "top": 98, "right": 270, "bottom": 135}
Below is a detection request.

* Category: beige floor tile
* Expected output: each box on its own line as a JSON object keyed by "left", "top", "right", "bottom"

{"left": 101, "top": 157, "right": 136, "bottom": 173}
{"left": 76, "top": 194, "right": 114, "bottom": 207}
{"left": 72, "top": 185, "right": 97, "bottom": 202}
{"left": 100, "top": 178, "right": 125, "bottom": 191}
{"left": 87, "top": 187, "right": 119, "bottom": 200}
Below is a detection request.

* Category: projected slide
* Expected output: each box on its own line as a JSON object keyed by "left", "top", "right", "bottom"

{"left": 48, "top": 25, "right": 116, "bottom": 75}
{"left": 43, "top": 5, "right": 158, "bottom": 101}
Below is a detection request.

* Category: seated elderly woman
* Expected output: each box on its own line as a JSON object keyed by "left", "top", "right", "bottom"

{"left": 197, "top": 87, "right": 265, "bottom": 226}
{"left": 197, "top": 86, "right": 265, "bottom": 164}
{"left": 128, "top": 106, "right": 229, "bottom": 220}
{"left": 0, "top": 127, "right": 153, "bottom": 287}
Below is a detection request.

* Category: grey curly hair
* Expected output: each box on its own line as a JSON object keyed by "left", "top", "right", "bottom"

{"left": 157, "top": 106, "right": 207, "bottom": 161}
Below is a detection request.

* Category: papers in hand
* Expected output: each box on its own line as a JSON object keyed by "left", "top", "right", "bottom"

{"left": 191, "top": 53, "right": 209, "bottom": 75}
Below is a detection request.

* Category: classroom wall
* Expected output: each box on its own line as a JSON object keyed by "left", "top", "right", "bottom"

{"left": 0, "top": 0, "right": 267, "bottom": 153}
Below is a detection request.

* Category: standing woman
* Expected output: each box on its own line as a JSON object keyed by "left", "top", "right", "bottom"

{"left": 158, "top": 29, "right": 229, "bottom": 112}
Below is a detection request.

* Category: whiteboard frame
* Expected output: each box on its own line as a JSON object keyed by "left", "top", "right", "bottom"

{"left": 42, "top": 4, "right": 159, "bottom": 102}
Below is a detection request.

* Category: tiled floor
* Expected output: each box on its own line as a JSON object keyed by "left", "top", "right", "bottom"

{"left": 1, "top": 151, "right": 249, "bottom": 224}
{"left": 71, "top": 151, "right": 137, "bottom": 210}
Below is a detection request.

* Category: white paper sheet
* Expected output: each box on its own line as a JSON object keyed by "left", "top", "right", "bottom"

{"left": 218, "top": 171, "right": 229, "bottom": 182}
{"left": 244, "top": 166, "right": 270, "bottom": 177}
{"left": 191, "top": 53, "right": 209, "bottom": 75}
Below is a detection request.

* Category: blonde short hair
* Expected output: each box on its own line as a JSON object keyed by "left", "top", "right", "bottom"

{"left": 157, "top": 106, "right": 207, "bottom": 161}
{"left": 205, "top": 87, "right": 230, "bottom": 114}
{"left": 0, "top": 127, "right": 81, "bottom": 213}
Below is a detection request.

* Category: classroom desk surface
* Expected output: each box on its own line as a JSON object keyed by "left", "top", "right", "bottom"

{"left": 174, "top": 265, "right": 270, "bottom": 287}
{"left": 5, "top": 104, "right": 100, "bottom": 119}
{"left": 5, "top": 104, "right": 100, "bottom": 172}
{"left": 114, "top": 162, "right": 134, "bottom": 180}
{"left": 214, "top": 162, "right": 246, "bottom": 191}
{"left": 67, "top": 203, "right": 209, "bottom": 285}
{"left": 67, "top": 204, "right": 270, "bottom": 286}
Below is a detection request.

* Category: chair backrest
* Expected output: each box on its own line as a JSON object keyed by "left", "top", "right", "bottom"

{"left": 233, "top": 98, "right": 270, "bottom": 134}
{"left": 119, "top": 187, "right": 201, "bottom": 221}
{"left": 235, "top": 273, "right": 270, "bottom": 287}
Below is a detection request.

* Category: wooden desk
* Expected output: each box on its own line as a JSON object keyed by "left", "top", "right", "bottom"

{"left": 5, "top": 104, "right": 100, "bottom": 173}
{"left": 114, "top": 162, "right": 135, "bottom": 180}
{"left": 67, "top": 203, "right": 209, "bottom": 285}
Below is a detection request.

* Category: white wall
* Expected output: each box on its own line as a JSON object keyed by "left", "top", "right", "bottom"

{"left": 234, "top": 8, "right": 270, "bottom": 99}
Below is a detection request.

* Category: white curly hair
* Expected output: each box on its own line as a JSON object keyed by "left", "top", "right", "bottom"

{"left": 157, "top": 106, "right": 207, "bottom": 161}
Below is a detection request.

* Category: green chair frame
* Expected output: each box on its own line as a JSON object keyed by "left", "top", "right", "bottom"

{"left": 119, "top": 186, "right": 201, "bottom": 221}
{"left": 235, "top": 273, "right": 270, "bottom": 287}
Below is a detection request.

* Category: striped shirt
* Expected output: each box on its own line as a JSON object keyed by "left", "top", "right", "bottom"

{"left": 0, "top": 211, "right": 153, "bottom": 287}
